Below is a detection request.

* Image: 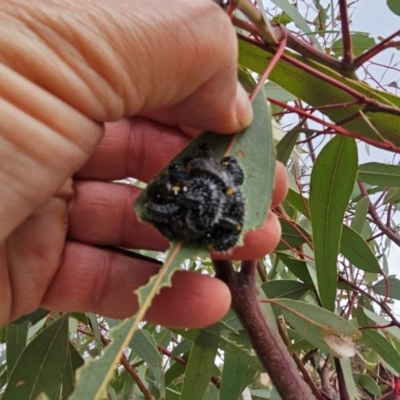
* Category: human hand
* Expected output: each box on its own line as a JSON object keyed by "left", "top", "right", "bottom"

{"left": 0, "top": 0, "right": 287, "bottom": 328}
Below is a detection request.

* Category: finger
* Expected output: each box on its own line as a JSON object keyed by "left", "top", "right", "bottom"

{"left": 77, "top": 121, "right": 291, "bottom": 201}
{"left": 76, "top": 117, "right": 192, "bottom": 182}
{"left": 69, "top": 180, "right": 282, "bottom": 259}
{"left": 68, "top": 182, "right": 167, "bottom": 250}
{"left": 1, "top": 0, "right": 251, "bottom": 132}
{"left": 41, "top": 243, "right": 231, "bottom": 328}
{"left": 4, "top": 196, "right": 69, "bottom": 324}
{"left": 212, "top": 212, "right": 281, "bottom": 260}
{"left": 272, "top": 161, "right": 289, "bottom": 208}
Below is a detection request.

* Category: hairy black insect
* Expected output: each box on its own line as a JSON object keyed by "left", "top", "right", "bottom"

{"left": 144, "top": 143, "right": 245, "bottom": 251}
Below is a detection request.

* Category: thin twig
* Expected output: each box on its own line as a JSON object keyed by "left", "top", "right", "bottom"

{"left": 249, "top": 33, "right": 287, "bottom": 102}
{"left": 354, "top": 29, "right": 400, "bottom": 67}
{"left": 269, "top": 97, "right": 400, "bottom": 153}
{"left": 157, "top": 345, "right": 221, "bottom": 388}
{"left": 338, "top": 276, "right": 400, "bottom": 329}
{"left": 231, "top": 14, "right": 343, "bottom": 72}
{"left": 100, "top": 334, "right": 154, "bottom": 400}
{"left": 239, "top": 34, "right": 400, "bottom": 119}
{"left": 358, "top": 182, "right": 400, "bottom": 247}
{"left": 338, "top": 0, "right": 353, "bottom": 69}
{"left": 277, "top": 319, "right": 325, "bottom": 400}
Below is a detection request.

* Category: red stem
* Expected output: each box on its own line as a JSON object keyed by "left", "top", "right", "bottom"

{"left": 338, "top": 0, "right": 353, "bottom": 69}
{"left": 354, "top": 29, "right": 400, "bottom": 67}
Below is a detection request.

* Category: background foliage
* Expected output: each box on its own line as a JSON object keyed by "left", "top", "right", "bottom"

{"left": 2, "top": 1, "right": 400, "bottom": 399}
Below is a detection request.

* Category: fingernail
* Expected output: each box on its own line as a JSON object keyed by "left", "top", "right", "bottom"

{"left": 235, "top": 82, "right": 253, "bottom": 130}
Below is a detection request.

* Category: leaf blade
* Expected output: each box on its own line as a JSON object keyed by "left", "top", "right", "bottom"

{"left": 3, "top": 315, "right": 69, "bottom": 400}
{"left": 179, "top": 343, "right": 218, "bottom": 400}
{"left": 310, "top": 136, "right": 358, "bottom": 310}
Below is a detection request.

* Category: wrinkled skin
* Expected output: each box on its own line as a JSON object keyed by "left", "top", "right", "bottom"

{"left": 0, "top": 0, "right": 288, "bottom": 329}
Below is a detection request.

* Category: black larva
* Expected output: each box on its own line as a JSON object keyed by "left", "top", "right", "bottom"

{"left": 144, "top": 143, "right": 245, "bottom": 251}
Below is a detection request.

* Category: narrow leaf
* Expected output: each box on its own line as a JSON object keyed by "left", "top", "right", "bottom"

{"left": 353, "top": 373, "right": 381, "bottom": 396}
{"left": 340, "top": 225, "right": 381, "bottom": 273}
{"left": 276, "top": 218, "right": 311, "bottom": 251}
{"left": 11, "top": 308, "right": 49, "bottom": 325}
{"left": 62, "top": 342, "right": 84, "bottom": 400}
{"left": 3, "top": 315, "right": 69, "bottom": 400}
{"left": 261, "top": 280, "right": 310, "bottom": 300}
{"left": 71, "top": 317, "right": 138, "bottom": 400}
{"left": 384, "top": 187, "right": 400, "bottom": 204}
{"left": 274, "top": 252, "right": 313, "bottom": 285}
{"left": 130, "top": 329, "right": 165, "bottom": 397}
{"left": 358, "top": 162, "right": 400, "bottom": 186}
{"left": 276, "top": 129, "right": 300, "bottom": 165}
{"left": 371, "top": 277, "right": 400, "bottom": 300}
{"left": 285, "top": 188, "right": 309, "bottom": 217}
{"left": 269, "top": 298, "right": 360, "bottom": 356}
{"left": 238, "top": 39, "right": 400, "bottom": 147}
{"left": 220, "top": 332, "right": 258, "bottom": 400}
{"left": 271, "top": 0, "right": 322, "bottom": 50}
{"left": 179, "top": 343, "right": 218, "bottom": 400}
{"left": 339, "top": 358, "right": 359, "bottom": 400}
{"left": 310, "top": 136, "right": 358, "bottom": 310}
{"left": 173, "top": 327, "right": 262, "bottom": 371}
{"left": 332, "top": 33, "right": 376, "bottom": 57}
{"left": 87, "top": 313, "right": 103, "bottom": 357}
{"left": 130, "top": 329, "right": 162, "bottom": 367}
{"left": 351, "top": 197, "right": 369, "bottom": 233}
{"left": 387, "top": 0, "right": 400, "bottom": 16}
{"left": 361, "top": 329, "right": 400, "bottom": 373}
{"left": 6, "top": 321, "right": 29, "bottom": 374}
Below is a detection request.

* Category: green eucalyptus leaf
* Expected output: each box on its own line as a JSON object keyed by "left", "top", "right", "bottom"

{"left": 387, "top": 0, "right": 400, "bottom": 15}
{"left": 239, "top": 39, "right": 400, "bottom": 147}
{"left": 371, "top": 277, "right": 400, "bottom": 300}
{"left": 310, "top": 136, "right": 358, "bottom": 310}
{"left": 340, "top": 225, "right": 381, "bottom": 273}
{"left": 361, "top": 329, "right": 400, "bottom": 373}
{"left": 358, "top": 162, "right": 400, "bottom": 186}
{"left": 270, "top": 298, "right": 360, "bottom": 356}
{"left": 179, "top": 343, "right": 218, "bottom": 400}
{"left": 332, "top": 33, "right": 376, "bottom": 57}
{"left": 261, "top": 280, "right": 311, "bottom": 300}
{"left": 3, "top": 315, "right": 69, "bottom": 400}
{"left": 276, "top": 218, "right": 311, "bottom": 251}
{"left": 353, "top": 373, "right": 381, "bottom": 396}
{"left": 274, "top": 252, "right": 314, "bottom": 285}
{"left": 6, "top": 321, "right": 29, "bottom": 375}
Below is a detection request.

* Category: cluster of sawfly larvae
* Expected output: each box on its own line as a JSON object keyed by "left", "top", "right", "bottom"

{"left": 144, "top": 143, "right": 245, "bottom": 251}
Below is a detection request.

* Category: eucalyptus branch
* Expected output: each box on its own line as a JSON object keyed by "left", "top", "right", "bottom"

{"left": 269, "top": 97, "right": 400, "bottom": 153}
{"left": 213, "top": 259, "right": 315, "bottom": 399}
{"left": 338, "top": 0, "right": 353, "bottom": 69}
{"left": 338, "top": 275, "right": 400, "bottom": 329}
{"left": 358, "top": 182, "right": 400, "bottom": 247}
{"left": 121, "top": 354, "right": 155, "bottom": 400}
{"left": 354, "top": 29, "right": 400, "bottom": 68}
{"left": 232, "top": 15, "right": 343, "bottom": 73}
{"left": 239, "top": 33, "right": 400, "bottom": 121}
